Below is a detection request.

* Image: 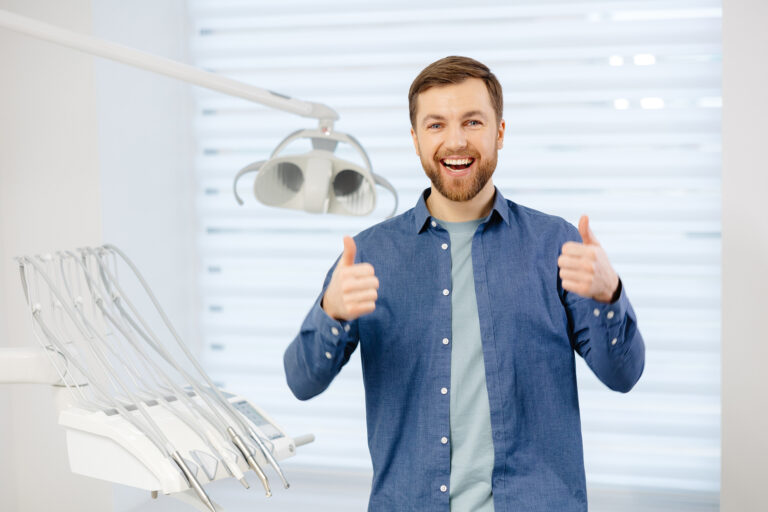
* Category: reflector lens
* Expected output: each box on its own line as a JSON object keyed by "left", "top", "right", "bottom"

{"left": 256, "top": 161, "right": 304, "bottom": 206}
{"left": 332, "top": 169, "right": 374, "bottom": 215}
{"left": 278, "top": 162, "right": 303, "bottom": 192}
{"left": 332, "top": 169, "right": 364, "bottom": 196}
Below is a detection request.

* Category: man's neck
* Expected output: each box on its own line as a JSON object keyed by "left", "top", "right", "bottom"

{"left": 426, "top": 180, "right": 496, "bottom": 222}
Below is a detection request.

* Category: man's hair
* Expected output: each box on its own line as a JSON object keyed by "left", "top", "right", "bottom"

{"left": 408, "top": 56, "right": 503, "bottom": 127}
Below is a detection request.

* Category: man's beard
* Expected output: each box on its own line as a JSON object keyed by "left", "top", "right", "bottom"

{"left": 420, "top": 147, "right": 497, "bottom": 202}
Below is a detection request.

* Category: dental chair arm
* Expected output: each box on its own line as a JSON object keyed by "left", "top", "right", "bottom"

{"left": 0, "top": 346, "right": 68, "bottom": 385}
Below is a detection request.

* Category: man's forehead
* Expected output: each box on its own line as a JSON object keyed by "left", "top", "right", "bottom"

{"left": 415, "top": 78, "right": 494, "bottom": 120}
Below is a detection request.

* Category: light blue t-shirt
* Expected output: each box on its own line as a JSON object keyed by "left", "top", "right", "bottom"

{"left": 439, "top": 218, "right": 495, "bottom": 512}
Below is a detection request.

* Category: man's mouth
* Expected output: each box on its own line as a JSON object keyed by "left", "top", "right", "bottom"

{"left": 440, "top": 157, "right": 475, "bottom": 171}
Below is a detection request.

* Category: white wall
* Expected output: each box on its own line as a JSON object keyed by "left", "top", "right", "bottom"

{"left": 0, "top": 1, "right": 112, "bottom": 510}
{"left": 721, "top": 0, "right": 768, "bottom": 510}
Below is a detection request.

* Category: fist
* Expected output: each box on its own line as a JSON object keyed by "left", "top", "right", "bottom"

{"left": 557, "top": 215, "right": 619, "bottom": 303}
{"left": 322, "top": 236, "right": 379, "bottom": 321}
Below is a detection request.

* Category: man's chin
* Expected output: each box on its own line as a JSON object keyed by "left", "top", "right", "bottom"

{"left": 433, "top": 181, "right": 485, "bottom": 202}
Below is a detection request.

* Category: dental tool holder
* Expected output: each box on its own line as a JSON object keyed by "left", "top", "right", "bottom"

{"left": 60, "top": 389, "right": 297, "bottom": 493}
{"left": 14, "top": 246, "right": 314, "bottom": 511}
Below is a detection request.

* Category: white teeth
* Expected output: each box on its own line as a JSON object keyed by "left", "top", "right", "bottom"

{"left": 443, "top": 158, "right": 473, "bottom": 165}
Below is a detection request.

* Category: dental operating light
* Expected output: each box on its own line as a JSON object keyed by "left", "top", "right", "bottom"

{"left": 234, "top": 128, "right": 398, "bottom": 216}
{"left": 0, "top": 8, "right": 399, "bottom": 217}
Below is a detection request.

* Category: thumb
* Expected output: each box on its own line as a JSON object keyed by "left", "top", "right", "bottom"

{"left": 341, "top": 236, "right": 356, "bottom": 267}
{"left": 578, "top": 215, "right": 600, "bottom": 246}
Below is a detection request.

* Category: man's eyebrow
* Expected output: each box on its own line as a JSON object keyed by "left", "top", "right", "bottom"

{"left": 462, "top": 110, "right": 488, "bottom": 119}
{"left": 421, "top": 114, "right": 446, "bottom": 124}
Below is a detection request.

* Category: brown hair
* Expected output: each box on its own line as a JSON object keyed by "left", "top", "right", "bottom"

{"left": 408, "top": 56, "right": 503, "bottom": 127}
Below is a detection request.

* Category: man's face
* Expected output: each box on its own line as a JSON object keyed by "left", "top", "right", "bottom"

{"left": 410, "top": 78, "right": 505, "bottom": 202}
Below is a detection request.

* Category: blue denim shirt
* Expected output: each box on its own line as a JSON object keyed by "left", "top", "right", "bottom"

{"left": 284, "top": 188, "right": 645, "bottom": 511}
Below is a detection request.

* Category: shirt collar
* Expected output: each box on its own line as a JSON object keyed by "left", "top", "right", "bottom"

{"left": 414, "top": 187, "right": 510, "bottom": 234}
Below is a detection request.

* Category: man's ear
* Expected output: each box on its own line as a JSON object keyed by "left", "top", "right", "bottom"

{"left": 410, "top": 127, "right": 420, "bottom": 155}
{"left": 497, "top": 119, "right": 506, "bottom": 149}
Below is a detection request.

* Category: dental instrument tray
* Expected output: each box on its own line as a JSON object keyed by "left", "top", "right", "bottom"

{"left": 16, "top": 245, "right": 314, "bottom": 511}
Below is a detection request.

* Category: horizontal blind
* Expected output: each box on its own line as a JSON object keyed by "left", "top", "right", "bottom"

{"left": 189, "top": 0, "right": 721, "bottom": 503}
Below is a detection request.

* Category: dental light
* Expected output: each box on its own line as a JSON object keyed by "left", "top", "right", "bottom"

{"left": 234, "top": 128, "right": 398, "bottom": 216}
{"left": 0, "top": 8, "right": 399, "bottom": 217}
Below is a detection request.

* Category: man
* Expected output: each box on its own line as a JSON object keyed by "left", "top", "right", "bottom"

{"left": 284, "top": 56, "right": 645, "bottom": 511}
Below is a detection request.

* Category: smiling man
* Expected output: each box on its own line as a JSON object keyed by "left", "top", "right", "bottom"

{"left": 284, "top": 56, "right": 645, "bottom": 512}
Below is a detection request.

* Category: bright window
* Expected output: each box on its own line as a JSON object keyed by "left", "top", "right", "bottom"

{"left": 190, "top": 1, "right": 721, "bottom": 509}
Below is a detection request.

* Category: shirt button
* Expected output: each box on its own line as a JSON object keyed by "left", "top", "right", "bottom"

{"left": 441, "top": 243, "right": 448, "bottom": 250}
{"left": 442, "top": 289, "right": 450, "bottom": 296}
{"left": 441, "top": 436, "right": 448, "bottom": 444}
{"left": 607, "top": 311, "right": 615, "bottom": 320}
{"left": 331, "top": 326, "right": 339, "bottom": 336}
{"left": 593, "top": 308, "right": 600, "bottom": 317}
{"left": 325, "top": 351, "right": 333, "bottom": 359}
{"left": 611, "top": 338, "right": 618, "bottom": 346}
{"left": 431, "top": 220, "right": 437, "bottom": 228}
{"left": 440, "top": 484, "right": 447, "bottom": 493}
{"left": 442, "top": 338, "right": 449, "bottom": 345}
{"left": 344, "top": 324, "right": 351, "bottom": 332}
{"left": 440, "top": 387, "right": 448, "bottom": 395}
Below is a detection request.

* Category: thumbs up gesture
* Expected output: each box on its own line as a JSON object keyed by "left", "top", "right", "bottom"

{"left": 557, "top": 215, "right": 620, "bottom": 303}
{"left": 322, "top": 236, "right": 380, "bottom": 321}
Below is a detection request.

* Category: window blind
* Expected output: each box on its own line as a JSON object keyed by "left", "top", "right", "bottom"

{"left": 189, "top": 0, "right": 721, "bottom": 505}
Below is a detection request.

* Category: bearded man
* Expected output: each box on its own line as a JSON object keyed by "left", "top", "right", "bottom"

{"left": 284, "top": 56, "right": 645, "bottom": 512}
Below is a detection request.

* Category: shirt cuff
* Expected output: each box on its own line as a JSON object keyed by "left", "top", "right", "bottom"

{"left": 307, "top": 298, "right": 355, "bottom": 350}
{"left": 586, "top": 282, "right": 629, "bottom": 347}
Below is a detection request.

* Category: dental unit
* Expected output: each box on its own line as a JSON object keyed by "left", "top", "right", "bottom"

{"left": 12, "top": 246, "right": 312, "bottom": 511}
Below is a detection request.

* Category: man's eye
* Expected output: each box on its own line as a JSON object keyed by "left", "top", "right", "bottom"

{"left": 467, "top": 120, "right": 481, "bottom": 126}
{"left": 428, "top": 123, "right": 441, "bottom": 129}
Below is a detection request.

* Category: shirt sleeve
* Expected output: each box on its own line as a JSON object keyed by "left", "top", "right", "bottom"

{"left": 563, "top": 278, "right": 646, "bottom": 393}
{"left": 283, "top": 259, "right": 360, "bottom": 401}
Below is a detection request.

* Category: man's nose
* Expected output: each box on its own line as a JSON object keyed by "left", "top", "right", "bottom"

{"left": 444, "top": 124, "right": 467, "bottom": 151}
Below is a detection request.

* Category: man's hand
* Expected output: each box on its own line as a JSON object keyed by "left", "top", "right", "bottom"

{"left": 322, "top": 236, "right": 379, "bottom": 321}
{"left": 557, "top": 215, "right": 620, "bottom": 303}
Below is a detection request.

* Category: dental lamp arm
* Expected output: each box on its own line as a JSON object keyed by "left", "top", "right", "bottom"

{"left": 373, "top": 174, "right": 399, "bottom": 218}
{"left": 233, "top": 161, "right": 266, "bottom": 206}
{"left": 0, "top": 9, "right": 339, "bottom": 127}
